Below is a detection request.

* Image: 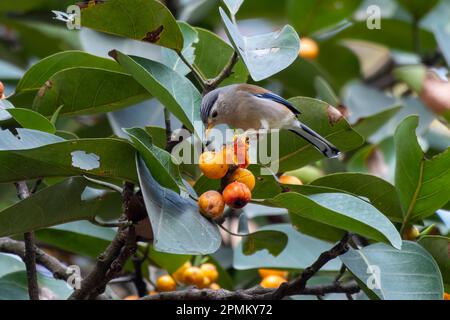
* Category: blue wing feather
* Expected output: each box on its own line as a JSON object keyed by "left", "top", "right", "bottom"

{"left": 253, "top": 92, "right": 301, "bottom": 115}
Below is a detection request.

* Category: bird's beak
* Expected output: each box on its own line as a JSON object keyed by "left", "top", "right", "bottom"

{"left": 205, "top": 122, "right": 214, "bottom": 138}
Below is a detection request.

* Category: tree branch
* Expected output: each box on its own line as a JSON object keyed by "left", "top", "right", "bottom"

{"left": 68, "top": 183, "right": 138, "bottom": 300}
{"left": 14, "top": 181, "right": 39, "bottom": 300}
{"left": 142, "top": 233, "right": 356, "bottom": 300}
{"left": 204, "top": 52, "right": 239, "bottom": 94}
{"left": 0, "top": 237, "right": 69, "bottom": 281}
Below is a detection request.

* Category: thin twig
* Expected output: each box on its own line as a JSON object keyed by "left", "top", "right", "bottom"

{"left": 14, "top": 181, "right": 39, "bottom": 300}
{"left": 142, "top": 233, "right": 356, "bottom": 300}
{"left": 204, "top": 52, "right": 239, "bottom": 94}
{"left": 0, "top": 237, "right": 69, "bottom": 281}
{"left": 68, "top": 183, "right": 138, "bottom": 300}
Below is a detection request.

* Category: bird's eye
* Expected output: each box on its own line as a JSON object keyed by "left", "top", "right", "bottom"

{"left": 211, "top": 111, "right": 218, "bottom": 118}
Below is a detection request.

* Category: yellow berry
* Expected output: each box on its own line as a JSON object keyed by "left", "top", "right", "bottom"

{"left": 156, "top": 275, "right": 177, "bottom": 292}
{"left": 182, "top": 267, "right": 205, "bottom": 287}
{"left": 258, "top": 268, "right": 288, "bottom": 279}
{"left": 260, "top": 275, "right": 287, "bottom": 288}
{"left": 200, "top": 263, "right": 219, "bottom": 283}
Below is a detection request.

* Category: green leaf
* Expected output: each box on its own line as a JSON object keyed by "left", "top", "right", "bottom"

{"left": 395, "top": 116, "right": 450, "bottom": 224}
{"left": 242, "top": 230, "right": 288, "bottom": 257}
{"left": 341, "top": 241, "right": 444, "bottom": 300}
{"left": 331, "top": 20, "right": 436, "bottom": 52}
{"left": 111, "top": 51, "right": 202, "bottom": 136}
{"left": 265, "top": 192, "right": 402, "bottom": 249}
{"left": 311, "top": 173, "right": 404, "bottom": 222}
{"left": 15, "top": 50, "right": 121, "bottom": 91}
{"left": 36, "top": 221, "right": 189, "bottom": 273}
{"left": 234, "top": 224, "right": 341, "bottom": 270}
{"left": 432, "top": 25, "right": 450, "bottom": 66}
{"left": 0, "top": 254, "right": 25, "bottom": 278}
{"left": 260, "top": 97, "right": 363, "bottom": 172}
{"left": 31, "top": 67, "right": 150, "bottom": 117}
{"left": 79, "top": 0, "right": 183, "bottom": 51}
{"left": 0, "top": 99, "right": 14, "bottom": 121}
{"left": 0, "top": 128, "right": 138, "bottom": 183}
{"left": 124, "top": 127, "right": 181, "bottom": 193}
{"left": 287, "top": 0, "right": 362, "bottom": 35}
{"left": 136, "top": 156, "right": 221, "bottom": 255}
{"left": 194, "top": 28, "right": 248, "bottom": 86}
{"left": 0, "top": 271, "right": 73, "bottom": 300}
{"left": 36, "top": 221, "right": 117, "bottom": 259}
{"left": 397, "top": 0, "right": 439, "bottom": 19}
{"left": 353, "top": 106, "right": 403, "bottom": 140}
{"left": 7, "top": 108, "right": 56, "bottom": 134}
{"left": 290, "top": 215, "right": 346, "bottom": 243}
{"left": 161, "top": 22, "right": 198, "bottom": 75}
{"left": 11, "top": 50, "right": 122, "bottom": 107}
{"left": 347, "top": 137, "right": 396, "bottom": 182}
{"left": 219, "top": 7, "right": 300, "bottom": 81}
{"left": 418, "top": 236, "right": 450, "bottom": 292}
{"left": 314, "top": 76, "right": 340, "bottom": 106}
{"left": 393, "top": 65, "right": 426, "bottom": 94}
{"left": 223, "top": 0, "right": 244, "bottom": 15}
{"left": 0, "top": 178, "right": 117, "bottom": 237}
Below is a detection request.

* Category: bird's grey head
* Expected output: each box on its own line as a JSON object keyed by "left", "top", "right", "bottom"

{"left": 201, "top": 88, "right": 221, "bottom": 126}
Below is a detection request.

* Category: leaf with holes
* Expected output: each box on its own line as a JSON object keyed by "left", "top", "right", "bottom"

{"left": 0, "top": 128, "right": 137, "bottom": 183}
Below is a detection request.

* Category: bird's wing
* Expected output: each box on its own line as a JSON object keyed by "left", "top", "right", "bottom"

{"left": 253, "top": 92, "right": 301, "bottom": 115}
{"left": 236, "top": 83, "right": 301, "bottom": 115}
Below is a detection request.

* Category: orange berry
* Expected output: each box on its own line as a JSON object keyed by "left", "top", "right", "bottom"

{"left": 279, "top": 175, "right": 303, "bottom": 185}
{"left": 299, "top": 37, "right": 319, "bottom": 60}
{"left": 222, "top": 181, "right": 251, "bottom": 209}
{"left": 0, "top": 81, "right": 4, "bottom": 98}
{"left": 172, "top": 261, "right": 192, "bottom": 283}
{"left": 198, "top": 276, "right": 211, "bottom": 289}
{"left": 199, "top": 151, "right": 229, "bottom": 179}
{"left": 227, "top": 168, "right": 256, "bottom": 191}
{"left": 200, "top": 263, "right": 219, "bottom": 283}
{"left": 258, "top": 269, "right": 288, "bottom": 279}
{"left": 233, "top": 135, "right": 250, "bottom": 168}
{"left": 124, "top": 295, "right": 139, "bottom": 300}
{"left": 182, "top": 267, "right": 205, "bottom": 287}
{"left": 444, "top": 292, "right": 450, "bottom": 300}
{"left": 156, "top": 275, "right": 177, "bottom": 292}
{"left": 198, "top": 191, "right": 225, "bottom": 220}
{"left": 209, "top": 283, "right": 221, "bottom": 290}
{"left": 260, "top": 275, "right": 287, "bottom": 288}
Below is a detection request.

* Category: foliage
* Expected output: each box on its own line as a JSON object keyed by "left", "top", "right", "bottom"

{"left": 0, "top": 0, "right": 449, "bottom": 301}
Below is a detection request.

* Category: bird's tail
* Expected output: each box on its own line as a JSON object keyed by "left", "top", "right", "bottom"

{"left": 289, "top": 123, "right": 340, "bottom": 158}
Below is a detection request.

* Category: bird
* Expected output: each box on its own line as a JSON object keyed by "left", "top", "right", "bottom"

{"left": 201, "top": 84, "right": 340, "bottom": 158}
